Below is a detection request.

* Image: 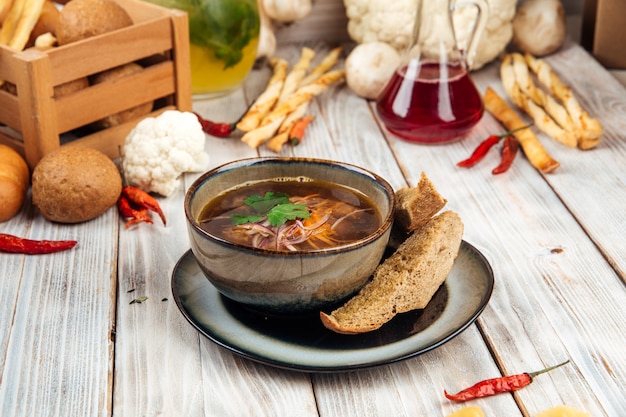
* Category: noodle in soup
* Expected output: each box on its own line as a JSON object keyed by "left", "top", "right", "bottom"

{"left": 197, "top": 178, "right": 382, "bottom": 251}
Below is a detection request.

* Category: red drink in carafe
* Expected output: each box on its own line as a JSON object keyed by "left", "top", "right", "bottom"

{"left": 376, "top": 61, "right": 484, "bottom": 144}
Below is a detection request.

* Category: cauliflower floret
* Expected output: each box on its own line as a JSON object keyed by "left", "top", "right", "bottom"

{"left": 343, "top": 0, "right": 517, "bottom": 70}
{"left": 345, "top": 0, "right": 416, "bottom": 51}
{"left": 122, "top": 110, "right": 210, "bottom": 197}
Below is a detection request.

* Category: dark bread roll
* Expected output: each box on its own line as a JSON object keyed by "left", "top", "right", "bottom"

{"left": 56, "top": 0, "right": 133, "bottom": 45}
{"left": 32, "top": 146, "right": 122, "bottom": 223}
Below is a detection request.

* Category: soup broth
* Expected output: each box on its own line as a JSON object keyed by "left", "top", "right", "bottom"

{"left": 198, "top": 178, "right": 382, "bottom": 251}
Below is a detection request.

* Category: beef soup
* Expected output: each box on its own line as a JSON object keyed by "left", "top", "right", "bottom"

{"left": 184, "top": 157, "right": 395, "bottom": 313}
{"left": 197, "top": 178, "right": 382, "bottom": 252}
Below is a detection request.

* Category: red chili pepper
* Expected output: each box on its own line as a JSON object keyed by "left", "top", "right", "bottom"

{"left": 194, "top": 112, "right": 237, "bottom": 137}
{"left": 492, "top": 135, "right": 519, "bottom": 175}
{"left": 117, "top": 195, "right": 153, "bottom": 229}
{"left": 457, "top": 124, "right": 532, "bottom": 168}
{"left": 444, "top": 360, "right": 569, "bottom": 402}
{"left": 122, "top": 186, "right": 166, "bottom": 226}
{"left": 457, "top": 135, "right": 500, "bottom": 167}
{"left": 0, "top": 233, "right": 77, "bottom": 254}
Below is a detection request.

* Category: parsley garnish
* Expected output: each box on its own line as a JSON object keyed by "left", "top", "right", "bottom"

{"left": 266, "top": 203, "right": 310, "bottom": 226}
{"left": 231, "top": 192, "right": 310, "bottom": 227}
{"left": 245, "top": 192, "right": 289, "bottom": 213}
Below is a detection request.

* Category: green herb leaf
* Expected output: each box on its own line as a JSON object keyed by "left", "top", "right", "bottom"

{"left": 231, "top": 213, "right": 263, "bottom": 225}
{"left": 231, "top": 192, "right": 309, "bottom": 226}
{"left": 266, "top": 203, "right": 310, "bottom": 226}
{"left": 244, "top": 192, "right": 290, "bottom": 213}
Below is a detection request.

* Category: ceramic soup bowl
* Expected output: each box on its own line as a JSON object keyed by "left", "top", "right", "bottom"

{"left": 184, "top": 157, "right": 395, "bottom": 314}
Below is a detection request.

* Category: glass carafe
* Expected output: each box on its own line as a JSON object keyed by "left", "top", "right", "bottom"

{"left": 376, "top": 0, "right": 489, "bottom": 144}
{"left": 147, "top": 0, "right": 260, "bottom": 99}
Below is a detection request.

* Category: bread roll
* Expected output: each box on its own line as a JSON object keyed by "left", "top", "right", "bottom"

{"left": 32, "top": 146, "right": 122, "bottom": 223}
{"left": 0, "top": 145, "right": 30, "bottom": 222}
{"left": 56, "top": 0, "right": 133, "bottom": 45}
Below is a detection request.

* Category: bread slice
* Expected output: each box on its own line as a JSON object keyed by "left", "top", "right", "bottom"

{"left": 393, "top": 171, "right": 448, "bottom": 234}
{"left": 320, "top": 210, "right": 464, "bottom": 334}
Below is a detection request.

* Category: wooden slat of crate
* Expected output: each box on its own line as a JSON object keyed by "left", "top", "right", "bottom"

{"left": 44, "top": 17, "right": 179, "bottom": 86}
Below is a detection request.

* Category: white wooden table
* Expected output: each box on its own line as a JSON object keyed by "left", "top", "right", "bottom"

{"left": 1, "top": 40, "right": 624, "bottom": 417}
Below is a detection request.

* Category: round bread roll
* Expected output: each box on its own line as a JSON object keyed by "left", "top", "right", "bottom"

{"left": 0, "top": 145, "right": 30, "bottom": 222}
{"left": 56, "top": 0, "right": 133, "bottom": 45}
{"left": 54, "top": 77, "right": 90, "bottom": 97}
{"left": 32, "top": 146, "right": 122, "bottom": 223}
{"left": 90, "top": 63, "right": 153, "bottom": 129}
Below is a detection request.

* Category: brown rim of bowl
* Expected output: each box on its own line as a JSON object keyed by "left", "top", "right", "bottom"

{"left": 184, "top": 157, "right": 396, "bottom": 256}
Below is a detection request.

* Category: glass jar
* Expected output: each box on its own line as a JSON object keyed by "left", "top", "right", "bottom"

{"left": 375, "top": 0, "right": 488, "bottom": 144}
{"left": 148, "top": 0, "right": 260, "bottom": 99}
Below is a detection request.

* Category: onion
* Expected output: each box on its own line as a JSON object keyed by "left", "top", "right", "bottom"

{"left": 512, "top": 0, "right": 567, "bottom": 57}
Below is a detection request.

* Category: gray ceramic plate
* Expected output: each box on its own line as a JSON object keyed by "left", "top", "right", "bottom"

{"left": 171, "top": 241, "right": 493, "bottom": 373}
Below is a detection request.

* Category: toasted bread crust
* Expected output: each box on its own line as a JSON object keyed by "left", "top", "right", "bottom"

{"left": 393, "top": 171, "right": 447, "bottom": 234}
{"left": 320, "top": 211, "right": 464, "bottom": 334}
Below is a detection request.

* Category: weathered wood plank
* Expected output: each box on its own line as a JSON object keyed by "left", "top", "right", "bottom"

{"left": 0, "top": 209, "right": 117, "bottom": 417}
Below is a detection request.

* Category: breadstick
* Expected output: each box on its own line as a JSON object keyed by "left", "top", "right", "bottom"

{"left": 241, "top": 69, "right": 344, "bottom": 148}
{"left": 510, "top": 53, "right": 575, "bottom": 134}
{"left": 0, "top": 0, "right": 45, "bottom": 50}
{"left": 0, "top": 0, "right": 14, "bottom": 23}
{"left": 236, "top": 57, "right": 288, "bottom": 132}
{"left": 500, "top": 55, "right": 577, "bottom": 148}
{"left": 484, "top": 87, "right": 559, "bottom": 173}
{"left": 299, "top": 46, "right": 342, "bottom": 86}
{"left": 525, "top": 53, "right": 602, "bottom": 149}
{"left": 266, "top": 101, "right": 310, "bottom": 152}
{"left": 0, "top": 0, "right": 24, "bottom": 44}
{"left": 277, "top": 47, "right": 315, "bottom": 103}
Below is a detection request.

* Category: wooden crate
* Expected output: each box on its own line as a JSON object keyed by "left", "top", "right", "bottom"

{"left": 0, "top": 0, "right": 192, "bottom": 169}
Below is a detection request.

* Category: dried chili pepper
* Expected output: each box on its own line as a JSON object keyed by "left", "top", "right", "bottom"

{"left": 457, "top": 135, "right": 500, "bottom": 168}
{"left": 194, "top": 103, "right": 253, "bottom": 138}
{"left": 194, "top": 112, "right": 237, "bottom": 137}
{"left": 444, "top": 360, "right": 570, "bottom": 402}
{"left": 0, "top": 233, "right": 77, "bottom": 254}
{"left": 492, "top": 135, "right": 519, "bottom": 175}
{"left": 457, "top": 124, "right": 532, "bottom": 168}
{"left": 289, "top": 115, "right": 315, "bottom": 146}
{"left": 117, "top": 195, "right": 153, "bottom": 229}
{"left": 122, "top": 186, "right": 166, "bottom": 226}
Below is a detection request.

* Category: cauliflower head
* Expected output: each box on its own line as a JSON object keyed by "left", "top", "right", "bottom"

{"left": 122, "top": 110, "right": 210, "bottom": 197}
{"left": 344, "top": 0, "right": 416, "bottom": 51}
{"left": 343, "top": 0, "right": 517, "bottom": 70}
